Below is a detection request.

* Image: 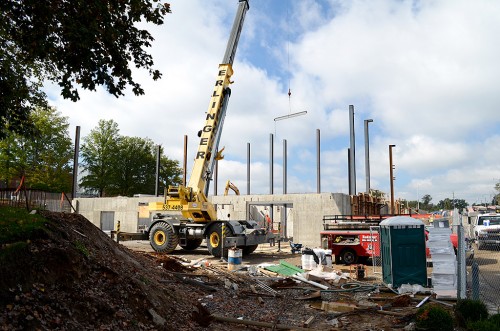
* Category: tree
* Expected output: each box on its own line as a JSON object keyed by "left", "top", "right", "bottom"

{"left": 109, "top": 140, "right": 182, "bottom": 196}
{"left": 80, "top": 120, "right": 121, "bottom": 197}
{"left": 108, "top": 136, "right": 157, "bottom": 196}
{"left": 421, "top": 194, "right": 432, "bottom": 206}
{"left": 79, "top": 121, "right": 182, "bottom": 197}
{"left": 0, "top": 107, "right": 73, "bottom": 191}
{"left": 437, "top": 198, "right": 468, "bottom": 211}
{"left": 159, "top": 154, "right": 182, "bottom": 191}
{"left": 0, "top": 0, "right": 171, "bottom": 138}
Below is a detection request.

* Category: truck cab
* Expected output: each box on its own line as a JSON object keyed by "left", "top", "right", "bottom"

{"left": 470, "top": 213, "right": 500, "bottom": 250}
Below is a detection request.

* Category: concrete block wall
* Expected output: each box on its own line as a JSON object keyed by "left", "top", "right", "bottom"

{"left": 74, "top": 196, "right": 163, "bottom": 232}
{"left": 210, "top": 193, "right": 351, "bottom": 247}
{"left": 74, "top": 192, "right": 351, "bottom": 247}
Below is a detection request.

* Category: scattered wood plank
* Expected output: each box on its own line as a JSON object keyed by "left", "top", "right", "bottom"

{"left": 303, "top": 316, "right": 315, "bottom": 328}
{"left": 211, "top": 314, "right": 322, "bottom": 331}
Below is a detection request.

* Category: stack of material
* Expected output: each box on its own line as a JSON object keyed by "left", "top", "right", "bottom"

{"left": 427, "top": 225, "right": 457, "bottom": 298}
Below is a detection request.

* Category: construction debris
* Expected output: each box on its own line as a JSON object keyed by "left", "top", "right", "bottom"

{"left": 0, "top": 209, "right": 451, "bottom": 330}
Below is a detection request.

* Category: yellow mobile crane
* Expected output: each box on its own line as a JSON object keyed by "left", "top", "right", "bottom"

{"left": 146, "top": 0, "right": 273, "bottom": 257}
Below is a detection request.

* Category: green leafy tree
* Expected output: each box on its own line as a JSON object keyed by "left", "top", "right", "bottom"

{"left": 109, "top": 141, "right": 182, "bottom": 196}
{"left": 80, "top": 121, "right": 182, "bottom": 197}
{"left": 0, "top": 107, "right": 73, "bottom": 191}
{"left": 0, "top": 0, "right": 171, "bottom": 138}
{"left": 108, "top": 136, "right": 157, "bottom": 196}
{"left": 80, "top": 120, "right": 121, "bottom": 197}
{"left": 159, "top": 154, "right": 183, "bottom": 191}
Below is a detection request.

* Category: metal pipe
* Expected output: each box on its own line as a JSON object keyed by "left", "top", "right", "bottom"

{"left": 270, "top": 133, "right": 274, "bottom": 195}
{"left": 349, "top": 105, "right": 356, "bottom": 195}
{"left": 155, "top": 145, "right": 161, "bottom": 196}
{"left": 183, "top": 135, "right": 187, "bottom": 187}
{"left": 347, "top": 148, "right": 351, "bottom": 195}
{"left": 364, "top": 119, "right": 373, "bottom": 194}
{"left": 283, "top": 139, "right": 287, "bottom": 194}
{"left": 247, "top": 142, "right": 250, "bottom": 195}
{"left": 214, "top": 155, "right": 218, "bottom": 196}
{"left": 316, "top": 129, "right": 321, "bottom": 193}
{"left": 72, "top": 126, "right": 80, "bottom": 199}
{"left": 389, "top": 144, "right": 396, "bottom": 214}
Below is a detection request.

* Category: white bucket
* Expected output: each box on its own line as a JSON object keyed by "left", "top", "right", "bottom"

{"left": 228, "top": 248, "right": 242, "bottom": 271}
{"left": 301, "top": 253, "right": 317, "bottom": 270}
{"left": 325, "top": 249, "right": 333, "bottom": 267}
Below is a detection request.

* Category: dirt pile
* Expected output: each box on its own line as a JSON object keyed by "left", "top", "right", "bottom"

{"left": 1, "top": 210, "right": 426, "bottom": 330}
{"left": 0, "top": 211, "right": 202, "bottom": 330}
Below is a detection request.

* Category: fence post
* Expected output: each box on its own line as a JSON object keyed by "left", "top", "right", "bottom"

{"left": 472, "top": 261, "right": 480, "bottom": 300}
{"left": 117, "top": 221, "right": 121, "bottom": 244}
{"left": 457, "top": 225, "right": 467, "bottom": 299}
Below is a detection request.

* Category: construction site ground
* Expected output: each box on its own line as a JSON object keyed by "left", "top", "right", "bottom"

{"left": 0, "top": 211, "right": 456, "bottom": 330}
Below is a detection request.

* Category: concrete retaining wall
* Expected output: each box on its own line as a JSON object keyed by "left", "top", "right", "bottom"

{"left": 74, "top": 192, "right": 351, "bottom": 247}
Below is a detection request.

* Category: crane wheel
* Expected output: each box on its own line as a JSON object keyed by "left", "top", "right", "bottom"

{"left": 206, "top": 223, "right": 232, "bottom": 258}
{"left": 180, "top": 238, "right": 203, "bottom": 251}
{"left": 241, "top": 245, "right": 258, "bottom": 255}
{"left": 149, "top": 221, "right": 179, "bottom": 253}
{"left": 341, "top": 249, "right": 358, "bottom": 265}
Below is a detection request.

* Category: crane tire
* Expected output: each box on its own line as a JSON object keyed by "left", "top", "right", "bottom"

{"left": 149, "top": 221, "right": 179, "bottom": 253}
{"left": 180, "top": 238, "right": 203, "bottom": 251}
{"left": 341, "top": 249, "right": 358, "bottom": 265}
{"left": 206, "top": 223, "right": 232, "bottom": 258}
{"left": 241, "top": 245, "right": 258, "bottom": 256}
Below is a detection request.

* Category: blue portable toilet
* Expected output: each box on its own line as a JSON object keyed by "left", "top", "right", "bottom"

{"left": 380, "top": 216, "right": 427, "bottom": 288}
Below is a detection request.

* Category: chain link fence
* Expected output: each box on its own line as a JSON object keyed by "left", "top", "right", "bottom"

{"left": 366, "top": 210, "right": 500, "bottom": 315}
{"left": 0, "top": 188, "right": 74, "bottom": 213}
{"left": 463, "top": 212, "right": 500, "bottom": 314}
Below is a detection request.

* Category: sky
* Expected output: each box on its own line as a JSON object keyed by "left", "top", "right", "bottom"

{"left": 45, "top": 0, "right": 500, "bottom": 206}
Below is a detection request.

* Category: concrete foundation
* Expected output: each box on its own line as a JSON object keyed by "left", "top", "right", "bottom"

{"left": 74, "top": 192, "right": 351, "bottom": 247}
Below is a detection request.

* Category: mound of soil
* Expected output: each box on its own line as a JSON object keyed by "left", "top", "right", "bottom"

{"left": 1, "top": 210, "right": 420, "bottom": 330}
{"left": 0, "top": 211, "right": 202, "bottom": 330}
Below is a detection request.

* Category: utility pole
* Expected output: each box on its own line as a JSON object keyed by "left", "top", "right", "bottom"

{"left": 389, "top": 144, "right": 396, "bottom": 214}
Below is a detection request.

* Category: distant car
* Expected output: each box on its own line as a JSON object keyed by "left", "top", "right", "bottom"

{"left": 470, "top": 213, "right": 500, "bottom": 250}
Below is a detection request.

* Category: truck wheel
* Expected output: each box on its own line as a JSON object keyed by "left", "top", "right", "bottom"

{"left": 341, "top": 249, "right": 358, "bottom": 265}
{"left": 180, "top": 238, "right": 203, "bottom": 251}
{"left": 206, "top": 223, "right": 232, "bottom": 258}
{"left": 149, "top": 221, "right": 179, "bottom": 253}
{"left": 334, "top": 255, "right": 341, "bottom": 265}
{"left": 241, "top": 245, "right": 258, "bottom": 256}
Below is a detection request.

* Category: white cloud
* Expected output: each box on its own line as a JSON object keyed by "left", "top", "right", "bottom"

{"left": 46, "top": 0, "right": 500, "bottom": 205}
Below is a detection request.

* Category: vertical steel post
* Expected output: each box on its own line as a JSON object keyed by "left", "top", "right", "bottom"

{"left": 270, "top": 133, "right": 274, "bottom": 195}
{"left": 472, "top": 261, "right": 480, "bottom": 300}
{"left": 72, "top": 126, "right": 80, "bottom": 200}
{"left": 317, "top": 129, "right": 321, "bottom": 193}
{"left": 283, "top": 139, "right": 287, "bottom": 194}
{"left": 247, "top": 143, "right": 250, "bottom": 195}
{"left": 183, "top": 135, "right": 188, "bottom": 187}
{"left": 389, "top": 145, "right": 396, "bottom": 214}
{"left": 155, "top": 145, "right": 161, "bottom": 196}
{"left": 347, "top": 148, "right": 351, "bottom": 195}
{"left": 349, "top": 105, "right": 356, "bottom": 195}
{"left": 364, "top": 119, "right": 373, "bottom": 194}
{"left": 214, "top": 156, "right": 218, "bottom": 196}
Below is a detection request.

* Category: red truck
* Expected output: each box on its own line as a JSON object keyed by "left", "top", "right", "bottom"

{"left": 320, "top": 214, "right": 470, "bottom": 265}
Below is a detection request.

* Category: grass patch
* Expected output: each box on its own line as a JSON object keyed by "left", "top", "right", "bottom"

{"left": 0, "top": 206, "right": 48, "bottom": 244}
{"left": 74, "top": 240, "right": 89, "bottom": 257}
{"left": 0, "top": 241, "right": 29, "bottom": 261}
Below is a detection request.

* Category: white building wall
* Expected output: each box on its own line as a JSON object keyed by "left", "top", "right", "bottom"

{"left": 74, "top": 192, "right": 351, "bottom": 247}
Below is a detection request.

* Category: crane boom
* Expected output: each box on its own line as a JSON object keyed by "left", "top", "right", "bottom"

{"left": 153, "top": 0, "right": 250, "bottom": 223}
